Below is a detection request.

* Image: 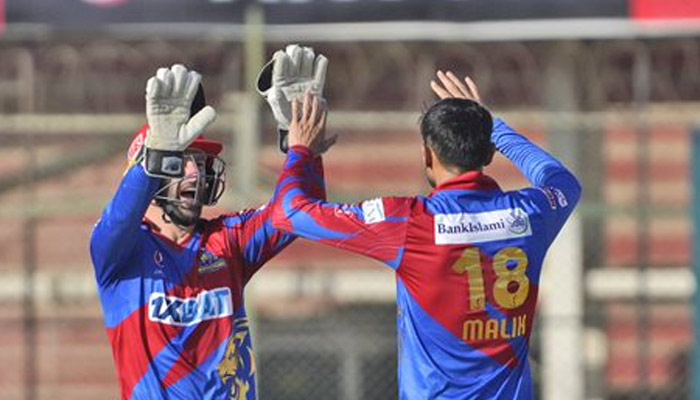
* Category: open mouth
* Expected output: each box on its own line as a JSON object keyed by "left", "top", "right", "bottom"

{"left": 179, "top": 186, "right": 199, "bottom": 205}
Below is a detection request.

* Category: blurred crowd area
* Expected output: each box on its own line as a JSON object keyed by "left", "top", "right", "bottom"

{"left": 0, "top": 37, "right": 697, "bottom": 400}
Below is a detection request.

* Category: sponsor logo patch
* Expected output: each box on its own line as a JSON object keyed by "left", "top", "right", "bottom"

{"left": 335, "top": 203, "right": 357, "bottom": 217}
{"left": 149, "top": 287, "right": 233, "bottom": 326}
{"left": 362, "top": 198, "right": 386, "bottom": 224}
{"left": 537, "top": 187, "right": 558, "bottom": 210}
{"left": 198, "top": 248, "right": 227, "bottom": 274}
{"left": 434, "top": 208, "right": 532, "bottom": 245}
{"left": 551, "top": 187, "right": 568, "bottom": 208}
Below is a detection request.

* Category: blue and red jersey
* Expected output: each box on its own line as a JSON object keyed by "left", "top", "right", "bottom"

{"left": 89, "top": 157, "right": 324, "bottom": 400}
{"left": 272, "top": 119, "right": 581, "bottom": 400}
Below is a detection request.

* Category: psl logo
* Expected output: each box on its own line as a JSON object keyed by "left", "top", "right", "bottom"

{"left": 218, "top": 317, "right": 256, "bottom": 400}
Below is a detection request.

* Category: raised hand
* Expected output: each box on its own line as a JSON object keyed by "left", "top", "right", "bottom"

{"left": 288, "top": 91, "right": 336, "bottom": 156}
{"left": 257, "top": 44, "right": 328, "bottom": 129}
{"left": 143, "top": 64, "right": 217, "bottom": 178}
{"left": 430, "top": 70, "right": 482, "bottom": 104}
{"left": 257, "top": 44, "right": 329, "bottom": 153}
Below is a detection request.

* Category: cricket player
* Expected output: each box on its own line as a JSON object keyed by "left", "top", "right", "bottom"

{"left": 90, "top": 46, "right": 328, "bottom": 400}
{"left": 272, "top": 71, "right": 582, "bottom": 399}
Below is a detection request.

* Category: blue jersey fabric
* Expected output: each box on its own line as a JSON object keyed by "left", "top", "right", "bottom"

{"left": 272, "top": 118, "right": 582, "bottom": 399}
{"left": 90, "top": 158, "right": 324, "bottom": 400}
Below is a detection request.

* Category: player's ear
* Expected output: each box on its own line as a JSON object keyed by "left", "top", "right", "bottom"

{"left": 422, "top": 143, "right": 438, "bottom": 188}
{"left": 422, "top": 143, "right": 433, "bottom": 169}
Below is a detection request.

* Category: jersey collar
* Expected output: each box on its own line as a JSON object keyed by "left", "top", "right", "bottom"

{"left": 429, "top": 170, "right": 501, "bottom": 196}
{"left": 142, "top": 217, "right": 198, "bottom": 249}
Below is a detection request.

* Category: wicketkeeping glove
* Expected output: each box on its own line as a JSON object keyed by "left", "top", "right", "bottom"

{"left": 256, "top": 44, "right": 328, "bottom": 152}
{"left": 143, "top": 64, "right": 217, "bottom": 178}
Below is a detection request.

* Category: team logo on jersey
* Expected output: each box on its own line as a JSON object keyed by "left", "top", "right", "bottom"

{"left": 218, "top": 317, "right": 256, "bottom": 400}
{"left": 148, "top": 288, "right": 233, "bottom": 326}
{"left": 153, "top": 251, "right": 165, "bottom": 275}
{"left": 154, "top": 251, "right": 164, "bottom": 267}
{"left": 198, "top": 248, "right": 228, "bottom": 274}
{"left": 434, "top": 208, "right": 532, "bottom": 245}
{"left": 506, "top": 208, "right": 530, "bottom": 234}
{"left": 362, "top": 198, "right": 386, "bottom": 224}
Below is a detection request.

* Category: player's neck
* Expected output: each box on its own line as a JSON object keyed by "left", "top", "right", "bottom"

{"left": 146, "top": 206, "right": 196, "bottom": 245}
{"left": 162, "top": 222, "right": 195, "bottom": 244}
{"left": 432, "top": 161, "right": 476, "bottom": 187}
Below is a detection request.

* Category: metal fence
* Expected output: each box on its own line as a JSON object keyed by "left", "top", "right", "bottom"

{"left": 0, "top": 37, "right": 697, "bottom": 400}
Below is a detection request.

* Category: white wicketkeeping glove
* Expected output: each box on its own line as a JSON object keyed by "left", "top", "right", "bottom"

{"left": 143, "top": 64, "right": 217, "bottom": 178}
{"left": 257, "top": 44, "right": 328, "bottom": 152}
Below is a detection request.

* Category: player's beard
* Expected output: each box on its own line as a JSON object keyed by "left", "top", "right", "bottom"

{"left": 161, "top": 179, "right": 204, "bottom": 228}
{"left": 163, "top": 201, "right": 202, "bottom": 228}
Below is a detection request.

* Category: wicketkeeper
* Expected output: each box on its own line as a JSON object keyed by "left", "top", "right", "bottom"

{"left": 90, "top": 45, "right": 330, "bottom": 400}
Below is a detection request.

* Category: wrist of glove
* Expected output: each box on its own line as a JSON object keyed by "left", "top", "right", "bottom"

{"left": 143, "top": 148, "right": 185, "bottom": 178}
{"left": 278, "top": 128, "right": 290, "bottom": 154}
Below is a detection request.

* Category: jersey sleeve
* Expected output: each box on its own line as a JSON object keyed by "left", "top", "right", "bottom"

{"left": 89, "top": 164, "right": 161, "bottom": 286}
{"left": 272, "top": 146, "right": 411, "bottom": 270}
{"left": 227, "top": 154, "right": 327, "bottom": 282}
{"left": 492, "top": 118, "right": 582, "bottom": 244}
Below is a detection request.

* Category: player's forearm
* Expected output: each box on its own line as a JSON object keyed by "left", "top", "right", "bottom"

{"left": 492, "top": 118, "right": 580, "bottom": 190}
{"left": 308, "top": 153, "right": 326, "bottom": 201}
{"left": 90, "top": 164, "right": 161, "bottom": 281}
{"left": 100, "top": 164, "right": 161, "bottom": 228}
{"left": 272, "top": 146, "right": 323, "bottom": 232}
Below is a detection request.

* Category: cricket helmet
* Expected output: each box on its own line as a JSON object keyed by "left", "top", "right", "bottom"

{"left": 126, "top": 84, "right": 226, "bottom": 209}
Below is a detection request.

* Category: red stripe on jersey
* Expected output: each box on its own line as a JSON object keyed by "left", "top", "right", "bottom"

{"left": 157, "top": 232, "right": 242, "bottom": 389}
{"left": 398, "top": 202, "right": 535, "bottom": 367}
{"left": 108, "top": 232, "right": 242, "bottom": 400}
{"left": 317, "top": 220, "right": 406, "bottom": 263}
{"left": 199, "top": 221, "right": 246, "bottom": 307}
{"left": 162, "top": 318, "right": 234, "bottom": 389}
{"left": 108, "top": 309, "right": 183, "bottom": 400}
{"left": 289, "top": 194, "right": 410, "bottom": 265}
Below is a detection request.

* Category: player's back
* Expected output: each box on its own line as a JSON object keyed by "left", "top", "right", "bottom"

{"left": 271, "top": 118, "right": 581, "bottom": 400}
{"left": 394, "top": 177, "right": 572, "bottom": 400}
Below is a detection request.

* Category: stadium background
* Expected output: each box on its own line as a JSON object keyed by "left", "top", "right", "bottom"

{"left": 0, "top": 0, "right": 698, "bottom": 399}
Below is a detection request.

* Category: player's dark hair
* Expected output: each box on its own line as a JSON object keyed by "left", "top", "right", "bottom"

{"left": 420, "top": 98, "right": 493, "bottom": 172}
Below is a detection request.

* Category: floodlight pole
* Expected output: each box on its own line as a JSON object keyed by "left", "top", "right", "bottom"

{"left": 17, "top": 49, "right": 37, "bottom": 400}
{"left": 692, "top": 131, "right": 700, "bottom": 400}
{"left": 234, "top": 3, "right": 264, "bottom": 206}
{"left": 541, "top": 41, "right": 584, "bottom": 400}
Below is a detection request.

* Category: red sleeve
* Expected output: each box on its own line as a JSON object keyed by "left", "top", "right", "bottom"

{"left": 227, "top": 154, "right": 326, "bottom": 281}
{"left": 272, "top": 146, "right": 411, "bottom": 270}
